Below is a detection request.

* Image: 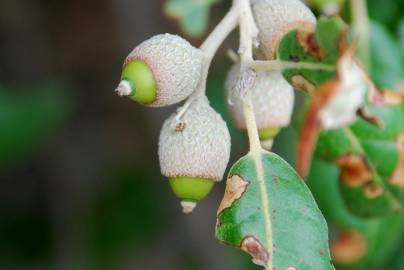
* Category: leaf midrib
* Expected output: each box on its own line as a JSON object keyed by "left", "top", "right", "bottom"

{"left": 250, "top": 149, "right": 273, "bottom": 270}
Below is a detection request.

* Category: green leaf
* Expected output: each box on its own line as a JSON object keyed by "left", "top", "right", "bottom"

{"left": 280, "top": 16, "right": 404, "bottom": 216}
{"left": 216, "top": 151, "right": 333, "bottom": 269}
{"left": 368, "top": 0, "right": 404, "bottom": 32}
{"left": 369, "top": 21, "right": 404, "bottom": 88}
{"left": 277, "top": 16, "right": 348, "bottom": 92}
{"left": 314, "top": 102, "right": 404, "bottom": 217}
{"left": 306, "top": 159, "right": 363, "bottom": 227}
{"left": 384, "top": 238, "right": 404, "bottom": 270}
{"left": 277, "top": 17, "right": 404, "bottom": 91}
{"left": 164, "top": 0, "right": 220, "bottom": 37}
{"left": 334, "top": 214, "right": 404, "bottom": 270}
{"left": 307, "top": 159, "right": 404, "bottom": 270}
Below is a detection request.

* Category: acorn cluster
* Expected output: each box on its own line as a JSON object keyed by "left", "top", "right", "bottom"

{"left": 115, "top": 0, "right": 315, "bottom": 213}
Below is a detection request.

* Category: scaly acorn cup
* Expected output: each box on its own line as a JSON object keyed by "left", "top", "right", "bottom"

{"left": 225, "top": 64, "right": 294, "bottom": 149}
{"left": 115, "top": 34, "right": 204, "bottom": 107}
{"left": 158, "top": 96, "right": 231, "bottom": 214}
{"left": 251, "top": 0, "right": 317, "bottom": 59}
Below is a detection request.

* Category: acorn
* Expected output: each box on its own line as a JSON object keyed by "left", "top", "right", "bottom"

{"left": 251, "top": 0, "right": 317, "bottom": 59}
{"left": 115, "top": 34, "right": 204, "bottom": 107}
{"left": 225, "top": 64, "right": 294, "bottom": 149}
{"left": 159, "top": 96, "right": 231, "bottom": 214}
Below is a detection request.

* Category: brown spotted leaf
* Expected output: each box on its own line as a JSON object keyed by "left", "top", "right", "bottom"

{"left": 277, "top": 17, "right": 373, "bottom": 176}
{"left": 277, "top": 16, "right": 349, "bottom": 93}
{"left": 284, "top": 16, "right": 404, "bottom": 216}
{"left": 312, "top": 102, "right": 404, "bottom": 216}
{"left": 297, "top": 51, "right": 373, "bottom": 176}
{"left": 216, "top": 151, "right": 333, "bottom": 269}
{"left": 307, "top": 159, "right": 404, "bottom": 269}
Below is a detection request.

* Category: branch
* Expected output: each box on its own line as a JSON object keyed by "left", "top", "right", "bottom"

{"left": 250, "top": 60, "right": 336, "bottom": 72}
{"left": 235, "top": 0, "right": 262, "bottom": 153}
{"left": 175, "top": 5, "right": 238, "bottom": 121}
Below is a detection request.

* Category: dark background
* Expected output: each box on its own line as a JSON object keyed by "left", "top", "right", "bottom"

{"left": 0, "top": 0, "right": 403, "bottom": 270}
{"left": 0, "top": 1, "right": 259, "bottom": 269}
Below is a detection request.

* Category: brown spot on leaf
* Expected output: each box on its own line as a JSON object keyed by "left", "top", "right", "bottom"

{"left": 390, "top": 134, "right": 404, "bottom": 188}
{"left": 334, "top": 154, "right": 373, "bottom": 187}
{"left": 271, "top": 21, "right": 315, "bottom": 59}
{"left": 337, "top": 29, "right": 351, "bottom": 56}
{"left": 291, "top": 75, "right": 317, "bottom": 95}
{"left": 364, "top": 183, "right": 384, "bottom": 199}
{"left": 217, "top": 175, "right": 249, "bottom": 214}
{"left": 240, "top": 236, "right": 269, "bottom": 267}
{"left": 296, "top": 31, "right": 326, "bottom": 60}
{"left": 331, "top": 230, "right": 367, "bottom": 264}
{"left": 319, "top": 249, "right": 324, "bottom": 256}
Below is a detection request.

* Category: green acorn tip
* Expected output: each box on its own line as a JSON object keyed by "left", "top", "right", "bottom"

{"left": 258, "top": 127, "right": 281, "bottom": 141}
{"left": 116, "top": 60, "right": 157, "bottom": 104}
{"left": 260, "top": 139, "right": 274, "bottom": 151}
{"left": 115, "top": 80, "right": 132, "bottom": 96}
{"left": 169, "top": 176, "right": 215, "bottom": 214}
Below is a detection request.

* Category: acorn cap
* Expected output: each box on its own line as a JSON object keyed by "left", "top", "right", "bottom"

{"left": 226, "top": 64, "right": 295, "bottom": 131}
{"left": 159, "top": 96, "right": 231, "bottom": 212}
{"left": 251, "top": 0, "right": 316, "bottom": 59}
{"left": 159, "top": 96, "right": 231, "bottom": 180}
{"left": 116, "top": 34, "right": 204, "bottom": 107}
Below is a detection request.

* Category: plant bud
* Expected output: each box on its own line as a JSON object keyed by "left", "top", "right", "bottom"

{"left": 226, "top": 64, "right": 294, "bottom": 148}
{"left": 159, "top": 96, "right": 231, "bottom": 213}
{"left": 116, "top": 34, "right": 204, "bottom": 107}
{"left": 251, "top": 0, "right": 316, "bottom": 59}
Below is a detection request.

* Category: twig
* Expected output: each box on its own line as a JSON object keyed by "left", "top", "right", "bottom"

{"left": 175, "top": 5, "right": 238, "bottom": 121}
{"left": 235, "top": 0, "right": 262, "bottom": 153}
{"left": 250, "top": 59, "right": 335, "bottom": 72}
{"left": 235, "top": 2, "right": 273, "bottom": 270}
{"left": 350, "top": 0, "right": 370, "bottom": 71}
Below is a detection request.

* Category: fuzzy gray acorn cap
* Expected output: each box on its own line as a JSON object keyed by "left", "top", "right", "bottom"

{"left": 251, "top": 0, "right": 316, "bottom": 59}
{"left": 225, "top": 64, "right": 294, "bottom": 130}
{"left": 159, "top": 96, "right": 231, "bottom": 181}
{"left": 122, "top": 34, "right": 204, "bottom": 107}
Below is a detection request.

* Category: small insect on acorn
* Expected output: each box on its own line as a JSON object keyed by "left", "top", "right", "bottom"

{"left": 225, "top": 64, "right": 294, "bottom": 150}
{"left": 159, "top": 96, "right": 231, "bottom": 214}
{"left": 115, "top": 33, "right": 204, "bottom": 107}
{"left": 251, "top": 0, "right": 317, "bottom": 59}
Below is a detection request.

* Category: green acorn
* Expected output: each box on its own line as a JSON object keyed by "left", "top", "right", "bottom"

{"left": 225, "top": 64, "right": 294, "bottom": 149}
{"left": 251, "top": 0, "right": 317, "bottom": 59}
{"left": 159, "top": 96, "right": 231, "bottom": 214}
{"left": 115, "top": 34, "right": 204, "bottom": 107}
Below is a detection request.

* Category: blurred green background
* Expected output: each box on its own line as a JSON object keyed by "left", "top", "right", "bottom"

{"left": 0, "top": 0, "right": 403, "bottom": 270}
